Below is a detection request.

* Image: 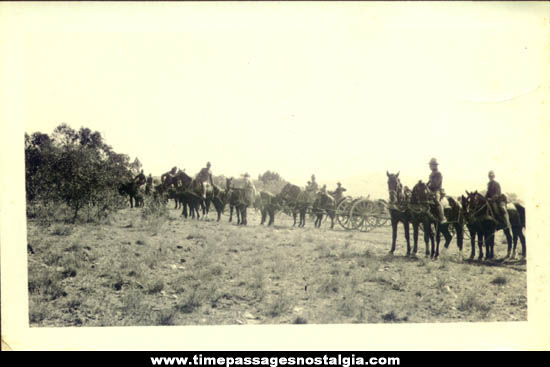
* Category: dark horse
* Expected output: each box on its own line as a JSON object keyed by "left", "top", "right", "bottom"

{"left": 226, "top": 178, "right": 256, "bottom": 225}
{"left": 118, "top": 180, "right": 144, "bottom": 208}
{"left": 386, "top": 171, "right": 419, "bottom": 256}
{"left": 206, "top": 183, "right": 229, "bottom": 222}
{"left": 409, "top": 181, "right": 457, "bottom": 259}
{"left": 312, "top": 192, "right": 336, "bottom": 229}
{"left": 462, "top": 191, "right": 526, "bottom": 260}
{"left": 278, "top": 183, "right": 315, "bottom": 227}
{"left": 258, "top": 190, "right": 282, "bottom": 226}
{"left": 436, "top": 196, "right": 465, "bottom": 257}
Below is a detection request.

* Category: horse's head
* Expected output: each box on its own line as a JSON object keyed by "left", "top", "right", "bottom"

{"left": 386, "top": 171, "right": 403, "bottom": 203}
{"left": 225, "top": 177, "right": 233, "bottom": 191}
{"left": 463, "top": 190, "right": 486, "bottom": 215}
{"left": 411, "top": 180, "right": 430, "bottom": 203}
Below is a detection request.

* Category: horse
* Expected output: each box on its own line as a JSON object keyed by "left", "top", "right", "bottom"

{"left": 312, "top": 192, "right": 336, "bottom": 229}
{"left": 226, "top": 178, "right": 256, "bottom": 225}
{"left": 258, "top": 190, "right": 282, "bottom": 226}
{"left": 462, "top": 191, "right": 526, "bottom": 260}
{"left": 435, "top": 196, "right": 465, "bottom": 256}
{"left": 386, "top": 171, "right": 419, "bottom": 256}
{"left": 409, "top": 181, "right": 455, "bottom": 259}
{"left": 207, "top": 183, "right": 229, "bottom": 222}
{"left": 118, "top": 180, "right": 144, "bottom": 208}
{"left": 278, "top": 183, "right": 315, "bottom": 227}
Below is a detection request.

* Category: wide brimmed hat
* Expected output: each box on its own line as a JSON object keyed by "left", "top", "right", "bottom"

{"left": 243, "top": 172, "right": 250, "bottom": 177}
{"left": 429, "top": 158, "right": 439, "bottom": 165}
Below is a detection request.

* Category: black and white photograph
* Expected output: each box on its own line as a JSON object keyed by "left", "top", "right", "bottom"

{"left": 1, "top": 1, "right": 549, "bottom": 350}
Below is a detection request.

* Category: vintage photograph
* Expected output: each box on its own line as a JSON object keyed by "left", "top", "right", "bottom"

{"left": 2, "top": 1, "right": 549, "bottom": 349}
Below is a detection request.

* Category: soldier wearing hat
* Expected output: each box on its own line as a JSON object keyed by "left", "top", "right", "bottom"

{"left": 486, "top": 170, "right": 511, "bottom": 230}
{"left": 307, "top": 174, "right": 319, "bottom": 193}
{"left": 161, "top": 166, "right": 178, "bottom": 186}
{"left": 330, "top": 182, "right": 347, "bottom": 202}
{"left": 427, "top": 158, "right": 446, "bottom": 223}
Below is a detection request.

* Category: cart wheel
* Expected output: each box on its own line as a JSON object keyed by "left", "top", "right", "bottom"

{"left": 350, "top": 198, "right": 376, "bottom": 232}
{"left": 336, "top": 197, "right": 354, "bottom": 230}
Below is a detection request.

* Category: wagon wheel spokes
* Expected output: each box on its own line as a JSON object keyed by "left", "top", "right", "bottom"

{"left": 350, "top": 199, "right": 375, "bottom": 232}
{"left": 336, "top": 197, "right": 354, "bottom": 230}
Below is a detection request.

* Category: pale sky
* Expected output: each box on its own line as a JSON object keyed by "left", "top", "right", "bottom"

{"left": 4, "top": 2, "right": 548, "bottom": 198}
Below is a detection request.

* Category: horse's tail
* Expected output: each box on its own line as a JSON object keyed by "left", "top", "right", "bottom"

{"left": 514, "top": 203, "right": 526, "bottom": 229}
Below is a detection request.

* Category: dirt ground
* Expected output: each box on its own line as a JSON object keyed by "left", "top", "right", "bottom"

{"left": 27, "top": 206, "right": 527, "bottom": 327}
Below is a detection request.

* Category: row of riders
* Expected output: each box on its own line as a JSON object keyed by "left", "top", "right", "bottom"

{"left": 120, "top": 164, "right": 347, "bottom": 228}
{"left": 386, "top": 158, "right": 525, "bottom": 262}
{"left": 119, "top": 158, "right": 526, "bottom": 262}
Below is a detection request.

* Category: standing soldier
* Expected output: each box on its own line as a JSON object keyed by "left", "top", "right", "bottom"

{"left": 486, "top": 170, "right": 511, "bottom": 230}
{"left": 427, "top": 158, "right": 446, "bottom": 223}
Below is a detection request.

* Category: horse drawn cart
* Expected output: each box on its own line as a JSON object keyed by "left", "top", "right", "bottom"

{"left": 335, "top": 196, "right": 390, "bottom": 232}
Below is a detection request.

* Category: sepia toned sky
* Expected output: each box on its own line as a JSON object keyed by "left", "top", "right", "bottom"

{"left": 7, "top": 1, "right": 548, "bottom": 198}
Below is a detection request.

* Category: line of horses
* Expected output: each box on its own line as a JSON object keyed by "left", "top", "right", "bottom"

{"left": 386, "top": 172, "right": 526, "bottom": 261}
{"left": 119, "top": 171, "right": 526, "bottom": 262}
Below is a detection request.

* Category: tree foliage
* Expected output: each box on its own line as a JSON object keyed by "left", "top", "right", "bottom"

{"left": 25, "top": 124, "right": 138, "bottom": 222}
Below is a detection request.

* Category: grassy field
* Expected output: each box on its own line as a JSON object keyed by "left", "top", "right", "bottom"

{"left": 27, "top": 205, "right": 527, "bottom": 327}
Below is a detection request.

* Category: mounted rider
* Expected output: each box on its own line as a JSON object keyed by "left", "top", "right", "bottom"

{"left": 195, "top": 162, "right": 214, "bottom": 198}
{"left": 133, "top": 169, "right": 146, "bottom": 187}
{"left": 486, "top": 170, "right": 512, "bottom": 230}
{"left": 161, "top": 166, "right": 178, "bottom": 186}
{"left": 427, "top": 158, "right": 446, "bottom": 223}
{"left": 329, "top": 182, "right": 347, "bottom": 202}
{"left": 306, "top": 174, "right": 319, "bottom": 193}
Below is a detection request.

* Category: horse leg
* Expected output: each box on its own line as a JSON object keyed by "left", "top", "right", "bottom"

{"left": 293, "top": 211, "right": 297, "bottom": 226}
{"left": 413, "top": 223, "right": 419, "bottom": 255}
{"left": 229, "top": 205, "right": 233, "bottom": 223}
{"left": 456, "top": 223, "right": 464, "bottom": 253}
{"left": 503, "top": 228, "right": 513, "bottom": 259}
{"left": 478, "top": 232, "right": 484, "bottom": 261}
{"left": 390, "top": 218, "right": 398, "bottom": 255}
{"left": 404, "top": 221, "right": 411, "bottom": 256}
{"left": 269, "top": 208, "right": 275, "bottom": 226}
{"left": 518, "top": 229, "right": 526, "bottom": 258}
{"left": 241, "top": 207, "right": 247, "bottom": 225}
{"left": 423, "top": 223, "right": 430, "bottom": 257}
{"left": 330, "top": 213, "right": 335, "bottom": 230}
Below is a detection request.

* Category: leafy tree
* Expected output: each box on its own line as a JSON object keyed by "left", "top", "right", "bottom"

{"left": 25, "top": 124, "right": 139, "bottom": 222}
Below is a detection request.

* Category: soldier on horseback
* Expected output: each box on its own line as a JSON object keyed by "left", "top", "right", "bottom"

{"left": 133, "top": 169, "right": 146, "bottom": 186}
{"left": 306, "top": 174, "right": 318, "bottom": 193}
{"left": 196, "top": 162, "right": 214, "bottom": 197}
{"left": 161, "top": 166, "right": 177, "bottom": 186}
{"left": 486, "top": 170, "right": 512, "bottom": 230}
{"left": 427, "top": 158, "right": 446, "bottom": 224}
{"left": 329, "top": 182, "right": 347, "bottom": 203}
